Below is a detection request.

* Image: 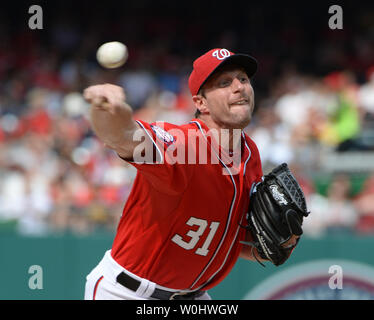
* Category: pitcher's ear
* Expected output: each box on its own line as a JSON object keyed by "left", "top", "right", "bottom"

{"left": 192, "top": 94, "right": 208, "bottom": 114}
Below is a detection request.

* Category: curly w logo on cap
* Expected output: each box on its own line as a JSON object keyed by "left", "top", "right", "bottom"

{"left": 212, "top": 49, "right": 231, "bottom": 60}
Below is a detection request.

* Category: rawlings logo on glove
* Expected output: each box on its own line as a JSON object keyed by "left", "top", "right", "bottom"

{"left": 242, "top": 163, "right": 310, "bottom": 266}
{"left": 269, "top": 184, "right": 288, "bottom": 205}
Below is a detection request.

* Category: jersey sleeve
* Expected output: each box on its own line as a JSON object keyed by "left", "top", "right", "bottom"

{"left": 119, "top": 119, "right": 192, "bottom": 195}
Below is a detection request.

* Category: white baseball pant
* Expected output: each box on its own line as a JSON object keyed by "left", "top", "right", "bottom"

{"left": 84, "top": 250, "right": 212, "bottom": 300}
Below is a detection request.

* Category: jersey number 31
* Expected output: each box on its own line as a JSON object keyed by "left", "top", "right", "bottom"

{"left": 171, "top": 217, "right": 220, "bottom": 256}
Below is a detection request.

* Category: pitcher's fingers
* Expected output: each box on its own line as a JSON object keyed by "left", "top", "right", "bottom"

{"left": 83, "top": 87, "right": 97, "bottom": 102}
{"left": 104, "top": 87, "right": 125, "bottom": 108}
{"left": 91, "top": 97, "right": 107, "bottom": 108}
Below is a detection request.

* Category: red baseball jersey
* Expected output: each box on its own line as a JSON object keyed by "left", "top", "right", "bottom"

{"left": 111, "top": 118, "right": 263, "bottom": 291}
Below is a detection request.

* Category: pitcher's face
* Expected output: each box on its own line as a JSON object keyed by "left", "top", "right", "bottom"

{"left": 195, "top": 65, "right": 254, "bottom": 129}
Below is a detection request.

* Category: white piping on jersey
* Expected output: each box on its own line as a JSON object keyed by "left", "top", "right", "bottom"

{"left": 133, "top": 120, "right": 163, "bottom": 164}
{"left": 196, "top": 214, "right": 242, "bottom": 292}
{"left": 196, "top": 150, "right": 257, "bottom": 290}
{"left": 189, "top": 120, "right": 238, "bottom": 289}
{"left": 242, "top": 131, "right": 252, "bottom": 176}
{"left": 250, "top": 181, "right": 261, "bottom": 196}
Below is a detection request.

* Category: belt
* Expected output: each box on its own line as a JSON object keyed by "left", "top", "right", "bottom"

{"left": 116, "top": 272, "right": 202, "bottom": 300}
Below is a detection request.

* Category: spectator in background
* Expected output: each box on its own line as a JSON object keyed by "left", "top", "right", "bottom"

{"left": 246, "top": 101, "right": 294, "bottom": 172}
{"left": 324, "top": 173, "right": 358, "bottom": 233}
{"left": 356, "top": 66, "right": 374, "bottom": 151}
{"left": 354, "top": 172, "right": 374, "bottom": 234}
{"left": 1, "top": 2, "right": 374, "bottom": 236}
{"left": 118, "top": 68, "right": 157, "bottom": 110}
{"left": 358, "top": 66, "right": 374, "bottom": 122}
{"left": 303, "top": 173, "right": 358, "bottom": 237}
{"left": 320, "top": 72, "right": 361, "bottom": 151}
{"left": 302, "top": 189, "right": 330, "bottom": 238}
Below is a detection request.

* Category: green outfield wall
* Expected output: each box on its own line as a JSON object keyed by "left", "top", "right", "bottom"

{"left": 1, "top": 232, "right": 374, "bottom": 300}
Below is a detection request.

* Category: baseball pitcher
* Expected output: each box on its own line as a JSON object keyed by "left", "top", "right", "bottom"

{"left": 83, "top": 48, "right": 309, "bottom": 300}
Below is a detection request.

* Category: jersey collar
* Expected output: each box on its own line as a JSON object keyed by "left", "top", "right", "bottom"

{"left": 189, "top": 118, "right": 251, "bottom": 174}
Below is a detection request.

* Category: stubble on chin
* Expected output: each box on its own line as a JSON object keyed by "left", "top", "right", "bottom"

{"left": 229, "top": 105, "right": 253, "bottom": 129}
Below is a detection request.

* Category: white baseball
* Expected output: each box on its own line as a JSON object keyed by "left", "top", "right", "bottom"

{"left": 96, "top": 41, "right": 128, "bottom": 69}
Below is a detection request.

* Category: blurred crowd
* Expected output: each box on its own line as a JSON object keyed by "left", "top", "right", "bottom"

{"left": 0, "top": 2, "right": 374, "bottom": 236}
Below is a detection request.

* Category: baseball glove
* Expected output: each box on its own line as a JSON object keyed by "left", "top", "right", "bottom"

{"left": 242, "top": 163, "right": 309, "bottom": 266}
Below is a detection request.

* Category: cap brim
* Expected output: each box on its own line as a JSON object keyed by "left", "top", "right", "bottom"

{"left": 198, "top": 54, "right": 258, "bottom": 93}
{"left": 220, "top": 54, "right": 258, "bottom": 77}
